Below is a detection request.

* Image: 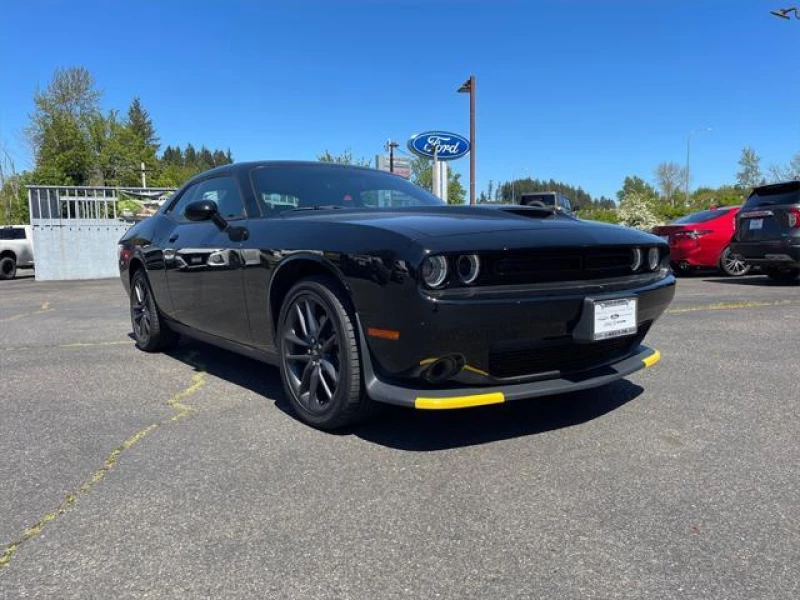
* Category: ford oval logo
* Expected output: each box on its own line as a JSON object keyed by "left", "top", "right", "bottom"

{"left": 407, "top": 131, "right": 470, "bottom": 161}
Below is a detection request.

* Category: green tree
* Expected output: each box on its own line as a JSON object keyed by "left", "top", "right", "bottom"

{"left": 496, "top": 177, "right": 596, "bottom": 210}
{"left": 317, "top": 149, "right": 370, "bottom": 166}
{"left": 0, "top": 151, "right": 33, "bottom": 225}
{"left": 27, "top": 67, "right": 103, "bottom": 185}
{"left": 127, "top": 97, "right": 159, "bottom": 153}
{"left": 616, "top": 175, "right": 657, "bottom": 203}
{"left": 184, "top": 143, "right": 198, "bottom": 167}
{"left": 409, "top": 156, "right": 466, "bottom": 205}
{"left": 736, "top": 146, "right": 763, "bottom": 191}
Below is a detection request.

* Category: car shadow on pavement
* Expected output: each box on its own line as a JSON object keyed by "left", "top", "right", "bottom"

{"left": 162, "top": 337, "right": 644, "bottom": 451}
{"left": 701, "top": 276, "right": 798, "bottom": 287}
{"left": 349, "top": 380, "right": 643, "bottom": 451}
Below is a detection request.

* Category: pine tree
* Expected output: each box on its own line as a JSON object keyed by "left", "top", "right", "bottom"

{"left": 127, "top": 97, "right": 159, "bottom": 152}
{"left": 184, "top": 143, "right": 198, "bottom": 167}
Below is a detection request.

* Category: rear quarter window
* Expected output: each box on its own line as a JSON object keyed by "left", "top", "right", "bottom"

{"left": 0, "top": 227, "right": 26, "bottom": 240}
{"left": 744, "top": 182, "right": 800, "bottom": 209}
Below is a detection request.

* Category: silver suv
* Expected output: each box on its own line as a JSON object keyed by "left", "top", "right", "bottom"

{"left": 0, "top": 225, "right": 34, "bottom": 280}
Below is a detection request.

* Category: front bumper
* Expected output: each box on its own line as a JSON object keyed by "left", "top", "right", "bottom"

{"left": 362, "top": 343, "right": 660, "bottom": 409}
{"left": 359, "top": 273, "right": 675, "bottom": 384}
{"left": 730, "top": 240, "right": 800, "bottom": 267}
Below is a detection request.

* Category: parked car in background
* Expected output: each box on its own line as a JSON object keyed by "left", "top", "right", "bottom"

{"left": 651, "top": 206, "right": 749, "bottom": 276}
{"left": 518, "top": 191, "right": 573, "bottom": 214}
{"left": 118, "top": 161, "right": 674, "bottom": 430}
{"left": 0, "top": 225, "right": 34, "bottom": 280}
{"left": 730, "top": 180, "right": 800, "bottom": 282}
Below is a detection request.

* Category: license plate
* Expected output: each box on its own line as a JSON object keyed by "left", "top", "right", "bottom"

{"left": 748, "top": 219, "right": 763, "bottom": 230}
{"left": 593, "top": 298, "right": 637, "bottom": 341}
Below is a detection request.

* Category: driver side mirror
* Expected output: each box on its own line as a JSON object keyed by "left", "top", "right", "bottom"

{"left": 184, "top": 200, "right": 228, "bottom": 230}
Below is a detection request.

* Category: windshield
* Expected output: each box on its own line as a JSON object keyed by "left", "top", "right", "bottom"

{"left": 251, "top": 164, "right": 444, "bottom": 215}
{"left": 672, "top": 208, "right": 734, "bottom": 224}
{"left": 743, "top": 182, "right": 800, "bottom": 209}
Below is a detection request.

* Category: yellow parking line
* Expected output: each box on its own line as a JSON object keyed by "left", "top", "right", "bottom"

{"left": 59, "top": 341, "right": 134, "bottom": 349}
{"left": 666, "top": 300, "right": 797, "bottom": 314}
{"left": 0, "top": 353, "right": 207, "bottom": 570}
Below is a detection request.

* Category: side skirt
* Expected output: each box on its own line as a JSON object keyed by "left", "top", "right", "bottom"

{"left": 165, "top": 319, "right": 280, "bottom": 366}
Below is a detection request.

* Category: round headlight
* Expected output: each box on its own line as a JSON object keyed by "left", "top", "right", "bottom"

{"left": 647, "top": 247, "right": 660, "bottom": 271}
{"left": 631, "top": 248, "right": 643, "bottom": 271}
{"left": 420, "top": 255, "right": 448, "bottom": 288}
{"left": 456, "top": 254, "right": 480, "bottom": 284}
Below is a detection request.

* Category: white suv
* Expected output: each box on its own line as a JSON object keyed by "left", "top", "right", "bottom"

{"left": 0, "top": 225, "right": 34, "bottom": 280}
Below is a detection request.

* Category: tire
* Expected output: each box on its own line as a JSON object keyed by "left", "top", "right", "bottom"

{"left": 765, "top": 268, "right": 800, "bottom": 283}
{"left": 130, "top": 269, "right": 179, "bottom": 352}
{"left": 277, "top": 275, "right": 375, "bottom": 430}
{"left": 719, "top": 247, "right": 751, "bottom": 277}
{"left": 0, "top": 256, "right": 16, "bottom": 280}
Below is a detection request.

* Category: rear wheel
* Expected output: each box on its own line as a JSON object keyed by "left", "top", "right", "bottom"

{"left": 0, "top": 256, "right": 16, "bottom": 280}
{"left": 278, "top": 276, "right": 375, "bottom": 430}
{"left": 130, "top": 269, "right": 179, "bottom": 351}
{"left": 719, "top": 247, "right": 751, "bottom": 277}
{"left": 765, "top": 268, "right": 800, "bottom": 283}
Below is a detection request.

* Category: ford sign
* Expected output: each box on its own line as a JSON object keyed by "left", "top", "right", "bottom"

{"left": 407, "top": 131, "right": 470, "bottom": 161}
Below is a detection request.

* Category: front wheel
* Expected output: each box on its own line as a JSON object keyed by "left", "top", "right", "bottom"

{"left": 765, "top": 268, "right": 800, "bottom": 283}
{"left": 0, "top": 256, "right": 17, "bottom": 280}
{"left": 719, "top": 247, "right": 751, "bottom": 277}
{"left": 278, "top": 276, "right": 375, "bottom": 430}
{"left": 130, "top": 269, "right": 179, "bottom": 351}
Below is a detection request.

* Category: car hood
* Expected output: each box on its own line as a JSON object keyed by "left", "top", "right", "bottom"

{"left": 284, "top": 205, "right": 665, "bottom": 251}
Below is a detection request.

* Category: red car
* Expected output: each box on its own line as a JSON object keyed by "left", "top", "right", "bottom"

{"left": 652, "top": 206, "right": 750, "bottom": 276}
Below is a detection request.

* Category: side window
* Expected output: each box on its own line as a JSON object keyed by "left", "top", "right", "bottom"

{"left": 167, "top": 184, "right": 200, "bottom": 220}
{"left": 168, "top": 177, "right": 245, "bottom": 221}
{"left": 0, "top": 227, "right": 26, "bottom": 240}
{"left": 196, "top": 177, "right": 245, "bottom": 219}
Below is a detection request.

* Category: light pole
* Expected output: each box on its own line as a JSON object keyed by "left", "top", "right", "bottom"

{"left": 685, "top": 128, "right": 711, "bottom": 203}
{"left": 457, "top": 75, "right": 476, "bottom": 205}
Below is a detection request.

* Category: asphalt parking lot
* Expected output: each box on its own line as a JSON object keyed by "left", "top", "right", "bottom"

{"left": 1, "top": 271, "right": 798, "bottom": 599}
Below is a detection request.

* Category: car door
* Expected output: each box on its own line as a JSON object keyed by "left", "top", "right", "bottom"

{"left": 163, "top": 175, "right": 252, "bottom": 344}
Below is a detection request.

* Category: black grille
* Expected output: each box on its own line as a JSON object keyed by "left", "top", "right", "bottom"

{"left": 485, "top": 248, "right": 637, "bottom": 285}
{"left": 488, "top": 334, "right": 639, "bottom": 380}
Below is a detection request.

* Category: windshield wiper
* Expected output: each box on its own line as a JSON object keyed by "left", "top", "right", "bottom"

{"left": 285, "top": 205, "right": 346, "bottom": 212}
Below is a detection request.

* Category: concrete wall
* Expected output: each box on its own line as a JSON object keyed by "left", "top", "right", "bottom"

{"left": 31, "top": 223, "right": 131, "bottom": 280}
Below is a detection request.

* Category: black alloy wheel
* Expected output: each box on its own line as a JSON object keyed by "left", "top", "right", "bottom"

{"left": 719, "top": 247, "right": 751, "bottom": 277}
{"left": 278, "top": 276, "right": 375, "bottom": 429}
{"left": 130, "top": 269, "right": 179, "bottom": 351}
{"left": 284, "top": 295, "right": 341, "bottom": 411}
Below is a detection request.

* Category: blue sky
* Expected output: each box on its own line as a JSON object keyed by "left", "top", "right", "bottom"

{"left": 1, "top": 0, "right": 798, "bottom": 200}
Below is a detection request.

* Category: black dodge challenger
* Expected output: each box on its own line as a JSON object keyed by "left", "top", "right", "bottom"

{"left": 118, "top": 161, "right": 675, "bottom": 429}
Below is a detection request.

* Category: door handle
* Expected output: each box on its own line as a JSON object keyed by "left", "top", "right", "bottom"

{"left": 168, "top": 233, "right": 179, "bottom": 243}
